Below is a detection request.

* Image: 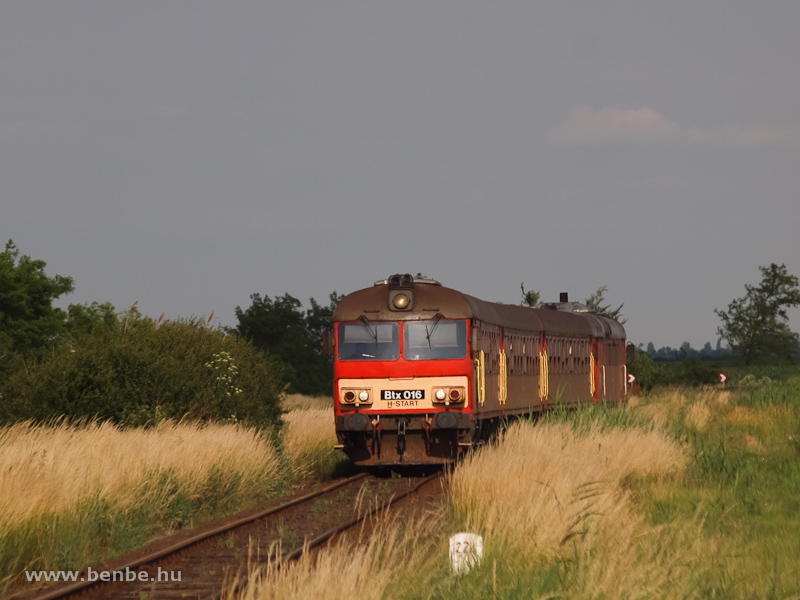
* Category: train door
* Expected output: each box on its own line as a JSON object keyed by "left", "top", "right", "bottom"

{"left": 539, "top": 332, "right": 549, "bottom": 406}
{"left": 474, "top": 323, "right": 501, "bottom": 414}
{"left": 498, "top": 327, "right": 507, "bottom": 413}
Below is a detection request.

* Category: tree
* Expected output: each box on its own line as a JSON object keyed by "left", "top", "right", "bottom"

{"left": 584, "top": 286, "right": 626, "bottom": 324}
{"left": 0, "top": 240, "right": 74, "bottom": 359}
{"left": 306, "top": 292, "right": 345, "bottom": 353}
{"left": 64, "top": 301, "right": 119, "bottom": 338}
{"left": 715, "top": 263, "right": 800, "bottom": 365}
{"left": 235, "top": 292, "right": 341, "bottom": 395}
{"left": 520, "top": 283, "right": 540, "bottom": 307}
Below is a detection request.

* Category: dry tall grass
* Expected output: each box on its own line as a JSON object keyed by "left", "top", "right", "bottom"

{"left": 635, "top": 385, "right": 730, "bottom": 428}
{"left": 448, "top": 421, "right": 685, "bottom": 555}
{"left": 229, "top": 416, "right": 693, "bottom": 600}
{"left": 231, "top": 520, "right": 430, "bottom": 600}
{"left": 0, "top": 420, "right": 285, "bottom": 591}
{"left": 279, "top": 394, "right": 344, "bottom": 481}
{"left": 448, "top": 420, "right": 693, "bottom": 598}
{"left": 282, "top": 394, "right": 332, "bottom": 412}
{"left": 0, "top": 420, "right": 281, "bottom": 526}
{"left": 281, "top": 409, "right": 340, "bottom": 480}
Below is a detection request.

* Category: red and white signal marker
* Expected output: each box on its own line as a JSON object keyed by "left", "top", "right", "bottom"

{"left": 627, "top": 374, "right": 636, "bottom": 384}
{"left": 719, "top": 373, "right": 727, "bottom": 383}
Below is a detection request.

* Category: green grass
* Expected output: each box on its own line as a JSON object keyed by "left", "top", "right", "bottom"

{"left": 624, "top": 383, "right": 800, "bottom": 598}
{"left": 229, "top": 381, "right": 800, "bottom": 600}
{"left": 725, "top": 362, "right": 800, "bottom": 384}
{"left": 399, "top": 382, "right": 800, "bottom": 599}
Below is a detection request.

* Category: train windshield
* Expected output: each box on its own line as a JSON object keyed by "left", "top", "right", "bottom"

{"left": 337, "top": 322, "right": 399, "bottom": 361}
{"left": 404, "top": 320, "right": 467, "bottom": 360}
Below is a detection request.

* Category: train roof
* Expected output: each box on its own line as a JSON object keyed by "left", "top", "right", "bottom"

{"left": 333, "top": 277, "right": 626, "bottom": 340}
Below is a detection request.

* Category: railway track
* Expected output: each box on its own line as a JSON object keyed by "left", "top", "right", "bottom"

{"left": 15, "top": 471, "right": 443, "bottom": 600}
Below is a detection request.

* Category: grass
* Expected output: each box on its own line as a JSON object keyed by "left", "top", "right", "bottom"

{"left": 626, "top": 385, "right": 800, "bottom": 597}
{"left": 0, "top": 419, "right": 286, "bottom": 592}
{"left": 279, "top": 394, "right": 350, "bottom": 481}
{"left": 230, "top": 375, "right": 800, "bottom": 600}
{"left": 0, "top": 394, "right": 350, "bottom": 594}
{"left": 6, "top": 382, "right": 797, "bottom": 598}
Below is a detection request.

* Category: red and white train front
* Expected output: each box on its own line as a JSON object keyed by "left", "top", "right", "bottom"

{"left": 329, "top": 274, "right": 628, "bottom": 465}
{"left": 331, "top": 275, "right": 475, "bottom": 465}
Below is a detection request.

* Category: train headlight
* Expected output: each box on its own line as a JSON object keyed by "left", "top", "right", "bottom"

{"left": 388, "top": 289, "right": 414, "bottom": 311}
{"left": 341, "top": 389, "right": 373, "bottom": 404}
{"left": 433, "top": 387, "right": 465, "bottom": 404}
{"left": 392, "top": 293, "right": 409, "bottom": 309}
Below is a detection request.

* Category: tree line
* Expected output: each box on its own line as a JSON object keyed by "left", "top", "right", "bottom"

{"left": 2, "top": 239, "right": 798, "bottom": 427}
{"left": 0, "top": 241, "right": 336, "bottom": 427}
{"left": 523, "top": 265, "right": 800, "bottom": 368}
{"left": 643, "top": 340, "right": 731, "bottom": 363}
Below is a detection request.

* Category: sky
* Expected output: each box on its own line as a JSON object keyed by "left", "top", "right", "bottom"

{"left": 2, "top": 2, "right": 799, "bottom": 349}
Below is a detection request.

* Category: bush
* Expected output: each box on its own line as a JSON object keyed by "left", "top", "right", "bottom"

{"left": 627, "top": 351, "right": 662, "bottom": 391}
{"left": 659, "top": 357, "right": 720, "bottom": 386}
{"left": 0, "top": 313, "right": 286, "bottom": 428}
{"left": 627, "top": 353, "right": 723, "bottom": 390}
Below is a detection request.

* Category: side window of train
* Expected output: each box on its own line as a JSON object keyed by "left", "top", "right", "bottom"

{"left": 553, "top": 338, "right": 559, "bottom": 373}
{"left": 507, "top": 334, "right": 512, "bottom": 375}
{"left": 510, "top": 334, "right": 515, "bottom": 375}
{"left": 564, "top": 338, "right": 569, "bottom": 372}
{"left": 553, "top": 338, "right": 558, "bottom": 372}
{"left": 583, "top": 339, "right": 588, "bottom": 371}
{"left": 482, "top": 328, "right": 494, "bottom": 374}
{"left": 567, "top": 340, "right": 572, "bottom": 373}
{"left": 523, "top": 335, "right": 529, "bottom": 375}
{"left": 490, "top": 330, "right": 499, "bottom": 375}
{"left": 495, "top": 332, "right": 500, "bottom": 374}
{"left": 526, "top": 336, "right": 531, "bottom": 374}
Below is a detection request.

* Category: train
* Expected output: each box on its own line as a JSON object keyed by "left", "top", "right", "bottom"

{"left": 324, "top": 274, "right": 627, "bottom": 466}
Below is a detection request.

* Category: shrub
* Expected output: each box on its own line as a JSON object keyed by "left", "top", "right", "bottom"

{"left": 627, "top": 351, "right": 662, "bottom": 391}
{"left": 0, "top": 314, "right": 286, "bottom": 428}
{"left": 659, "top": 357, "right": 720, "bottom": 386}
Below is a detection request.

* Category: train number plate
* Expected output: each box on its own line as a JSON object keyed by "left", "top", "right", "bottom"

{"left": 381, "top": 390, "right": 424, "bottom": 401}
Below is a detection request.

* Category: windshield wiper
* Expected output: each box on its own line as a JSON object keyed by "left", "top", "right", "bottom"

{"left": 357, "top": 315, "right": 378, "bottom": 344}
{"left": 425, "top": 314, "right": 444, "bottom": 349}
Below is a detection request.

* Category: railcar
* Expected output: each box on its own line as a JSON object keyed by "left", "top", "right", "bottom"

{"left": 325, "top": 274, "right": 627, "bottom": 466}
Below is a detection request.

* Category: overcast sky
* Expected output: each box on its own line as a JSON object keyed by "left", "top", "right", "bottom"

{"left": 3, "top": 2, "right": 799, "bottom": 349}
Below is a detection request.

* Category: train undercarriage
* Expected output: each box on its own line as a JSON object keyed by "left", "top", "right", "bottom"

{"left": 335, "top": 412, "right": 478, "bottom": 465}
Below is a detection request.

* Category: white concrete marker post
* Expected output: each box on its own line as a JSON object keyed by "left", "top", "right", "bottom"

{"left": 449, "top": 533, "right": 483, "bottom": 575}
